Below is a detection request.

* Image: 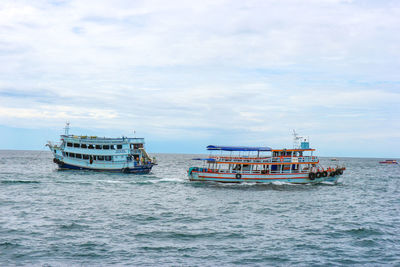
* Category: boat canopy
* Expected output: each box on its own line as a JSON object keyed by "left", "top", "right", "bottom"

{"left": 206, "top": 145, "right": 271, "bottom": 152}
{"left": 192, "top": 158, "right": 216, "bottom": 161}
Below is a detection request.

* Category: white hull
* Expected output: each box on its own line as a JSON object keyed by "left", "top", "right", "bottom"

{"left": 188, "top": 170, "right": 342, "bottom": 184}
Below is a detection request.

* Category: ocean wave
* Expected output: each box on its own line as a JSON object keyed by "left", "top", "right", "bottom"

{"left": 344, "top": 227, "right": 384, "bottom": 238}
{"left": 0, "top": 242, "right": 21, "bottom": 249}
{"left": 59, "top": 222, "right": 89, "bottom": 230}
{"left": 1, "top": 180, "right": 40, "bottom": 184}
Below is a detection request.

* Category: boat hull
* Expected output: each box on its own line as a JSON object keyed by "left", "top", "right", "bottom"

{"left": 55, "top": 161, "right": 154, "bottom": 174}
{"left": 188, "top": 169, "right": 342, "bottom": 184}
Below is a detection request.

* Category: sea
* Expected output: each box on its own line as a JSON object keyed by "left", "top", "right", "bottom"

{"left": 0, "top": 150, "right": 399, "bottom": 266}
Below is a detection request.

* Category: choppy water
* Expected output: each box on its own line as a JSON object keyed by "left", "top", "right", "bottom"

{"left": 0, "top": 150, "right": 399, "bottom": 266}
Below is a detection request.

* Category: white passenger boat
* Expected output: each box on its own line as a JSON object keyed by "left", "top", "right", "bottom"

{"left": 47, "top": 123, "right": 156, "bottom": 173}
{"left": 188, "top": 133, "right": 345, "bottom": 184}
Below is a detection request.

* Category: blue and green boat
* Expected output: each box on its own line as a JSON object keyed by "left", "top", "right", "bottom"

{"left": 47, "top": 123, "right": 156, "bottom": 173}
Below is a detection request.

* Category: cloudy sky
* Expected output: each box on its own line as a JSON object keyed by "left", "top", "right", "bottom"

{"left": 0, "top": 0, "right": 399, "bottom": 156}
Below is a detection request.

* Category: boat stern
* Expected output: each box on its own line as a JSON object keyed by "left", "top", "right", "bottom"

{"left": 187, "top": 167, "right": 200, "bottom": 181}
{"left": 46, "top": 141, "right": 65, "bottom": 167}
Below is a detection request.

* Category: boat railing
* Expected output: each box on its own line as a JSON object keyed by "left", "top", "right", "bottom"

{"left": 213, "top": 156, "right": 318, "bottom": 164}
{"left": 64, "top": 147, "right": 130, "bottom": 155}
{"left": 193, "top": 168, "right": 310, "bottom": 174}
{"left": 62, "top": 136, "right": 145, "bottom": 144}
{"left": 129, "top": 149, "right": 141, "bottom": 154}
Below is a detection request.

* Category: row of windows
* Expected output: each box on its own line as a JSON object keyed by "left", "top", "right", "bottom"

{"left": 62, "top": 152, "right": 113, "bottom": 161}
{"left": 66, "top": 143, "right": 123, "bottom": 149}
{"left": 65, "top": 142, "right": 144, "bottom": 150}
{"left": 272, "top": 151, "right": 304, "bottom": 157}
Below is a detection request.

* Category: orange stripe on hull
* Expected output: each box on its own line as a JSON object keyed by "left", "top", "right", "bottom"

{"left": 193, "top": 171, "right": 307, "bottom": 176}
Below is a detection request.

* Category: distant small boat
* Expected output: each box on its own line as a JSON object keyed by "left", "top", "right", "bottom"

{"left": 379, "top": 160, "right": 398, "bottom": 164}
{"left": 331, "top": 158, "right": 338, "bottom": 161}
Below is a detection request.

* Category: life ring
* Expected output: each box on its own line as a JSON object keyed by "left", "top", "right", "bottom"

{"left": 235, "top": 173, "right": 242, "bottom": 179}
{"left": 322, "top": 171, "right": 328, "bottom": 177}
{"left": 280, "top": 156, "right": 284, "bottom": 162}
{"left": 316, "top": 172, "right": 322, "bottom": 178}
{"left": 53, "top": 158, "right": 57, "bottom": 163}
{"left": 330, "top": 171, "right": 335, "bottom": 177}
{"left": 309, "top": 172, "right": 316, "bottom": 180}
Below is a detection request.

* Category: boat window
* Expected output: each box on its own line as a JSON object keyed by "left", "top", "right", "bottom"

{"left": 117, "top": 144, "right": 122, "bottom": 149}
{"left": 98, "top": 156, "right": 104, "bottom": 161}
{"left": 70, "top": 153, "right": 75, "bottom": 158}
{"left": 95, "top": 145, "right": 101, "bottom": 149}
{"left": 73, "top": 143, "right": 79, "bottom": 148}
{"left": 67, "top": 142, "right": 72, "bottom": 147}
{"left": 76, "top": 154, "right": 82, "bottom": 159}
{"left": 105, "top": 156, "right": 112, "bottom": 161}
{"left": 66, "top": 152, "right": 69, "bottom": 157}
{"left": 81, "top": 144, "right": 87, "bottom": 149}
{"left": 103, "top": 145, "right": 109, "bottom": 150}
{"left": 243, "top": 164, "right": 251, "bottom": 171}
{"left": 62, "top": 152, "right": 65, "bottom": 156}
{"left": 109, "top": 145, "right": 115, "bottom": 149}
{"left": 88, "top": 144, "right": 94, "bottom": 149}
{"left": 233, "top": 165, "right": 241, "bottom": 170}
{"left": 83, "top": 154, "right": 89, "bottom": 160}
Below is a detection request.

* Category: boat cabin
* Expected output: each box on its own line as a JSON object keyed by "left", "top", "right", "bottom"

{"left": 193, "top": 145, "right": 319, "bottom": 175}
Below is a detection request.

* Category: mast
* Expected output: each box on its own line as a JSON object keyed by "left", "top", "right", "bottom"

{"left": 292, "top": 129, "right": 302, "bottom": 149}
{"left": 64, "top": 122, "right": 70, "bottom": 135}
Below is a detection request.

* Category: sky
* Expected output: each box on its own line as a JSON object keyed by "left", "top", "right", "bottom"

{"left": 0, "top": 0, "right": 399, "bottom": 157}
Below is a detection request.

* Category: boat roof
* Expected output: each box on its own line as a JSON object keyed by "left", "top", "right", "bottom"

{"left": 61, "top": 135, "right": 145, "bottom": 144}
{"left": 192, "top": 158, "right": 216, "bottom": 161}
{"left": 207, "top": 145, "right": 272, "bottom": 152}
{"left": 271, "top": 148, "right": 315, "bottom": 152}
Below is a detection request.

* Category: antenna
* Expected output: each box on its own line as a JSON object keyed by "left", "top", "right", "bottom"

{"left": 292, "top": 129, "right": 302, "bottom": 149}
{"left": 64, "top": 122, "right": 70, "bottom": 135}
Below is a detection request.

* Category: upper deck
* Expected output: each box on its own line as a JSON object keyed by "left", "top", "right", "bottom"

{"left": 211, "top": 155, "right": 318, "bottom": 164}
{"left": 271, "top": 148, "right": 315, "bottom": 152}
{"left": 61, "top": 135, "right": 145, "bottom": 145}
{"left": 203, "top": 144, "right": 318, "bottom": 165}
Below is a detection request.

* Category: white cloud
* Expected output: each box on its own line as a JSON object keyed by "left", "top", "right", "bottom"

{"left": 0, "top": 0, "right": 399, "bottom": 155}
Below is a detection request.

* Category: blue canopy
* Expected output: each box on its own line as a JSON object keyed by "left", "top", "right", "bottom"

{"left": 192, "top": 158, "right": 216, "bottom": 161}
{"left": 206, "top": 145, "right": 271, "bottom": 152}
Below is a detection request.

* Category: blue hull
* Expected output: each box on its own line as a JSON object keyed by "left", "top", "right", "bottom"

{"left": 56, "top": 162, "right": 153, "bottom": 174}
